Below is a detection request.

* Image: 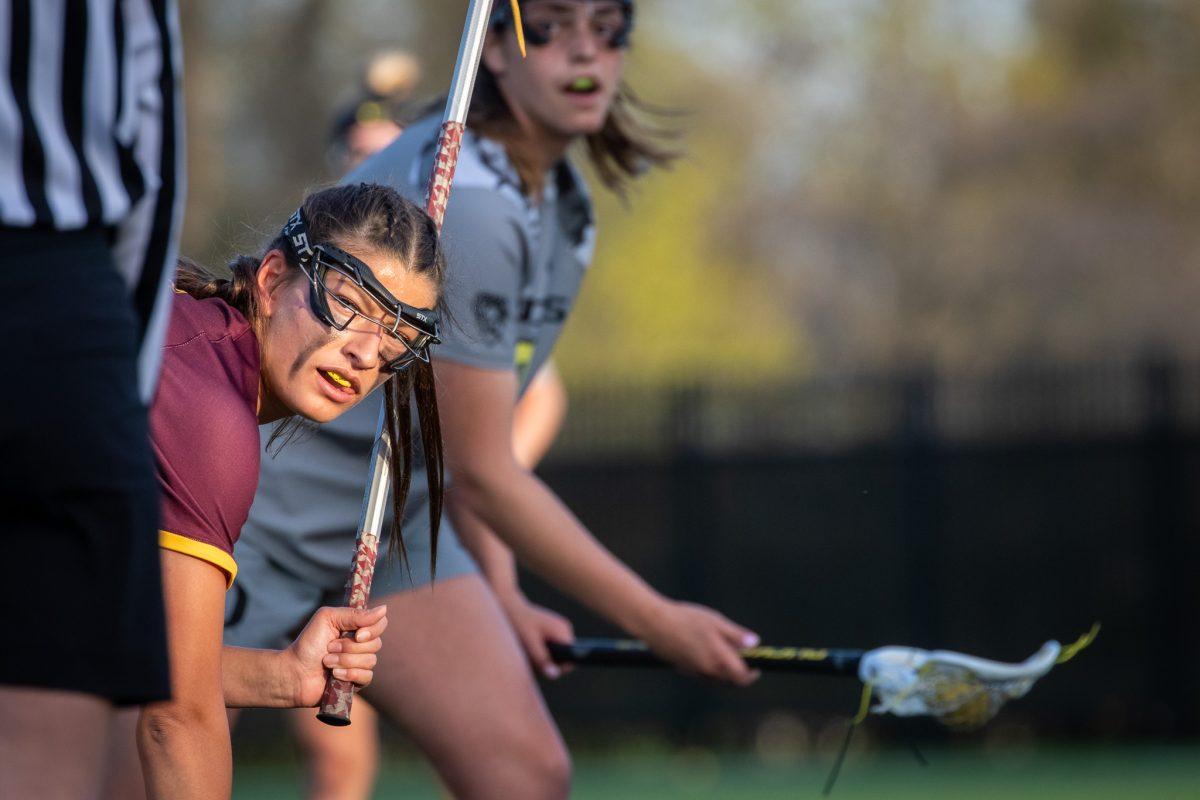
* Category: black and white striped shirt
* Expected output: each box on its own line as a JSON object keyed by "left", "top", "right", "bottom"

{"left": 0, "top": 0, "right": 185, "bottom": 400}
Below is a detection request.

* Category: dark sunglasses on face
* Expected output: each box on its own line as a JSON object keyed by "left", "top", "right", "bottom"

{"left": 501, "top": 0, "right": 634, "bottom": 50}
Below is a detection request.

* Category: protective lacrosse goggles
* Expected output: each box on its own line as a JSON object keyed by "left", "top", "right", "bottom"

{"left": 281, "top": 209, "right": 440, "bottom": 374}
{"left": 491, "top": 0, "right": 634, "bottom": 50}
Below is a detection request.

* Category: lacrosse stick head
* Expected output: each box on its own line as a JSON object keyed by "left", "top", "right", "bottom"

{"left": 858, "top": 639, "right": 1063, "bottom": 730}
{"left": 823, "top": 626, "right": 1097, "bottom": 796}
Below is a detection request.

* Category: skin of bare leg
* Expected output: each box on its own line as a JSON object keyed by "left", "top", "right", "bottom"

{"left": 0, "top": 687, "right": 112, "bottom": 800}
{"left": 357, "top": 574, "right": 570, "bottom": 800}
{"left": 101, "top": 707, "right": 147, "bottom": 800}
{"left": 287, "top": 698, "right": 380, "bottom": 800}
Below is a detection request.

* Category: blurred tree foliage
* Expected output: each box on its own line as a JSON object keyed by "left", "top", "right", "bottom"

{"left": 554, "top": 44, "right": 808, "bottom": 388}
{"left": 178, "top": 0, "right": 1200, "bottom": 388}
{"left": 727, "top": 0, "right": 1200, "bottom": 374}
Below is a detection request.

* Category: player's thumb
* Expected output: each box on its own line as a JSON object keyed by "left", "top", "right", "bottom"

{"left": 326, "top": 604, "right": 387, "bottom": 633}
{"left": 525, "top": 633, "right": 562, "bottom": 680}
{"left": 722, "top": 619, "right": 760, "bottom": 651}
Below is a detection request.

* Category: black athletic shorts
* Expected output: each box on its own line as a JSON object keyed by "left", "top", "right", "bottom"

{"left": 0, "top": 227, "right": 170, "bottom": 705}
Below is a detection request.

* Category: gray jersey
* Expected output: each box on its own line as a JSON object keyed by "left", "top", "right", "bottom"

{"left": 235, "top": 115, "right": 595, "bottom": 586}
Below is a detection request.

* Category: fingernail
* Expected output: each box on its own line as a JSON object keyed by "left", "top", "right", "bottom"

{"left": 328, "top": 640, "right": 342, "bottom": 653}
{"left": 333, "top": 668, "right": 348, "bottom": 679}
{"left": 544, "top": 665, "right": 561, "bottom": 680}
{"left": 356, "top": 629, "right": 368, "bottom": 642}
{"left": 323, "top": 655, "right": 338, "bottom": 667}
{"left": 742, "top": 633, "right": 760, "bottom": 648}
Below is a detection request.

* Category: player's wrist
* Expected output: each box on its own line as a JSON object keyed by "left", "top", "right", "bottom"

{"left": 498, "top": 588, "right": 536, "bottom": 627}
{"left": 274, "top": 645, "right": 309, "bottom": 707}
{"left": 617, "top": 587, "right": 671, "bottom": 642}
{"left": 479, "top": 551, "right": 520, "bottom": 594}
{"left": 489, "top": 576, "right": 525, "bottom": 605}
{"left": 223, "top": 646, "right": 303, "bottom": 708}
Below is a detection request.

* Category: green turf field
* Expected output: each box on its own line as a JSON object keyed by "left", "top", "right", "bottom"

{"left": 232, "top": 745, "right": 1200, "bottom": 799}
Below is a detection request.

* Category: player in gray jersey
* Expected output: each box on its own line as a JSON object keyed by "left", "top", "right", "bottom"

{"left": 228, "top": 3, "right": 761, "bottom": 798}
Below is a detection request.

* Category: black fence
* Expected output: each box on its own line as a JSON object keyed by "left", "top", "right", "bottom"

{"left": 523, "top": 360, "right": 1200, "bottom": 744}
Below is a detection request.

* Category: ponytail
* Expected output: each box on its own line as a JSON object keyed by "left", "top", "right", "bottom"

{"left": 173, "top": 255, "right": 262, "bottom": 324}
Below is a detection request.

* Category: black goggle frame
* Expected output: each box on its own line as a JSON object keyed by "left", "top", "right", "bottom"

{"left": 281, "top": 209, "right": 441, "bottom": 374}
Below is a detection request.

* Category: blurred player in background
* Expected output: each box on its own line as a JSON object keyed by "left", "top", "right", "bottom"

{"left": 219, "top": 3, "right": 761, "bottom": 799}
{"left": 0, "top": 2, "right": 183, "bottom": 797}
{"left": 328, "top": 50, "right": 421, "bottom": 175}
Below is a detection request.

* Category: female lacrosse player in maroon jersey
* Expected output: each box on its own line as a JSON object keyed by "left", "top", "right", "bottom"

{"left": 134, "top": 182, "right": 445, "bottom": 799}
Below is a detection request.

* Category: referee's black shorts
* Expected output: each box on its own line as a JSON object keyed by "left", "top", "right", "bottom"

{"left": 0, "top": 227, "right": 169, "bottom": 705}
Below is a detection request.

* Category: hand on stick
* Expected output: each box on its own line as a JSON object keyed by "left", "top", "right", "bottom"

{"left": 499, "top": 589, "right": 575, "bottom": 680}
{"left": 637, "top": 600, "right": 761, "bottom": 686}
{"left": 282, "top": 604, "right": 388, "bottom": 707}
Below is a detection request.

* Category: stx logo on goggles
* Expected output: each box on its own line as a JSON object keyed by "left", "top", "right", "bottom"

{"left": 282, "top": 210, "right": 315, "bottom": 260}
{"left": 292, "top": 233, "right": 312, "bottom": 257}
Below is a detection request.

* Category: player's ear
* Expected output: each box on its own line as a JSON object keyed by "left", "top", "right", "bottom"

{"left": 255, "top": 250, "right": 292, "bottom": 317}
{"left": 482, "top": 33, "right": 510, "bottom": 77}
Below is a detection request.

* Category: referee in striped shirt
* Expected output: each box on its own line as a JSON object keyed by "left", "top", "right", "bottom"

{"left": 0, "top": 1, "right": 183, "bottom": 795}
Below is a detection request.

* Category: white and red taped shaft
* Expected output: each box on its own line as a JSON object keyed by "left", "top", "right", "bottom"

{"left": 318, "top": 0, "right": 496, "bottom": 726}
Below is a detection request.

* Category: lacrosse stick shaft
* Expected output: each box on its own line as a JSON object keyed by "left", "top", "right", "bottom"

{"left": 316, "top": 416, "right": 391, "bottom": 725}
{"left": 318, "top": 0, "right": 492, "bottom": 726}
{"left": 548, "top": 639, "right": 865, "bottom": 675}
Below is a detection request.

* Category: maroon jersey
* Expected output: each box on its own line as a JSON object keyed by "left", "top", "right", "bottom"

{"left": 150, "top": 291, "right": 260, "bottom": 587}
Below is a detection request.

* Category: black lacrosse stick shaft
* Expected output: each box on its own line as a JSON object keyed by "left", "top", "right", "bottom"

{"left": 548, "top": 638, "right": 864, "bottom": 675}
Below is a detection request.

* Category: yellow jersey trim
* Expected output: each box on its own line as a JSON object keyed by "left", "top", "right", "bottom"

{"left": 159, "top": 530, "right": 238, "bottom": 589}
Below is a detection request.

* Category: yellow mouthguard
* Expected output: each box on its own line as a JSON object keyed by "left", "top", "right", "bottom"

{"left": 326, "top": 370, "right": 352, "bottom": 388}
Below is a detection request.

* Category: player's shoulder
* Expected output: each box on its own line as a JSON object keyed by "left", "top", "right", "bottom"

{"left": 344, "top": 114, "right": 527, "bottom": 215}
{"left": 454, "top": 132, "right": 523, "bottom": 196}
{"left": 151, "top": 329, "right": 261, "bottom": 506}
{"left": 165, "top": 291, "right": 254, "bottom": 350}
{"left": 443, "top": 184, "right": 525, "bottom": 235}
{"left": 157, "top": 292, "right": 259, "bottom": 428}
